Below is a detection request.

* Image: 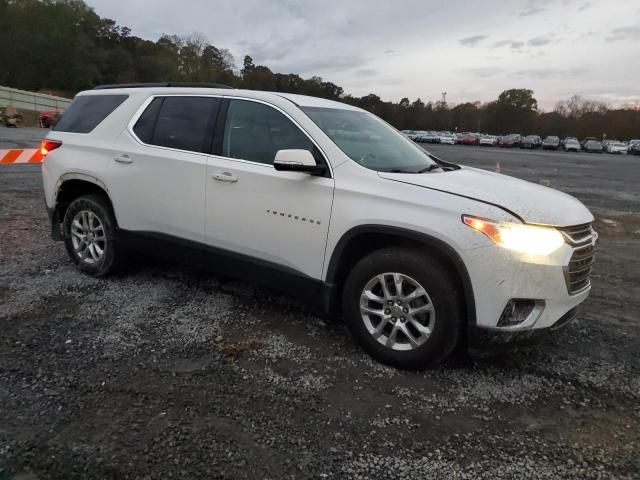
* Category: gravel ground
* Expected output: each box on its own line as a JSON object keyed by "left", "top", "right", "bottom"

{"left": 1, "top": 144, "right": 639, "bottom": 479}
{"left": 0, "top": 127, "right": 46, "bottom": 149}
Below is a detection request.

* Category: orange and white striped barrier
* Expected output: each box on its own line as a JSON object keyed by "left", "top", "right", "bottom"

{"left": 0, "top": 149, "right": 43, "bottom": 164}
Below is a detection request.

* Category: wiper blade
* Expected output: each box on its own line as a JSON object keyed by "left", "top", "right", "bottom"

{"left": 417, "top": 164, "right": 441, "bottom": 173}
{"left": 382, "top": 164, "right": 441, "bottom": 174}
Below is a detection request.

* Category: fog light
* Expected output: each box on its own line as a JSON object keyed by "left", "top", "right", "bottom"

{"left": 498, "top": 299, "right": 543, "bottom": 327}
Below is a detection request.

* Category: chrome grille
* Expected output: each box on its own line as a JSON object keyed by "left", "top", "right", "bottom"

{"left": 559, "top": 223, "right": 597, "bottom": 295}
{"left": 560, "top": 223, "right": 595, "bottom": 245}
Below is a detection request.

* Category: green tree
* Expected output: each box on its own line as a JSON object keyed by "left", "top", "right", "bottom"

{"left": 497, "top": 88, "right": 538, "bottom": 111}
{"left": 241, "top": 55, "right": 256, "bottom": 77}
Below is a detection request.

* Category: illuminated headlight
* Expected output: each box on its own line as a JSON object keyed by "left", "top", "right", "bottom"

{"left": 463, "top": 215, "right": 565, "bottom": 256}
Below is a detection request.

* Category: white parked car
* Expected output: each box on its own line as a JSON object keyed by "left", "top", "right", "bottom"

{"left": 479, "top": 135, "right": 498, "bottom": 146}
{"left": 564, "top": 139, "right": 581, "bottom": 152}
{"left": 606, "top": 142, "right": 627, "bottom": 154}
{"left": 41, "top": 84, "right": 597, "bottom": 368}
{"left": 438, "top": 132, "right": 457, "bottom": 145}
{"left": 417, "top": 131, "right": 439, "bottom": 143}
{"left": 401, "top": 130, "right": 420, "bottom": 141}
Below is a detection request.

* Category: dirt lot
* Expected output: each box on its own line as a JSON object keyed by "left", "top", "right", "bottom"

{"left": 1, "top": 143, "right": 639, "bottom": 479}
{"left": 0, "top": 127, "right": 46, "bottom": 150}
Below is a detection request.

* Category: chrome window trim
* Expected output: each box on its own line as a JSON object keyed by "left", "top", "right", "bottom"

{"left": 219, "top": 95, "right": 333, "bottom": 177}
{"left": 126, "top": 94, "right": 221, "bottom": 158}
{"left": 126, "top": 93, "right": 333, "bottom": 177}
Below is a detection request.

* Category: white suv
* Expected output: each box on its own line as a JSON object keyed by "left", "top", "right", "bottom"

{"left": 42, "top": 84, "right": 597, "bottom": 368}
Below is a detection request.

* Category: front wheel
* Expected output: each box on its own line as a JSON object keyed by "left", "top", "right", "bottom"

{"left": 63, "top": 194, "right": 123, "bottom": 277}
{"left": 342, "top": 248, "right": 463, "bottom": 369}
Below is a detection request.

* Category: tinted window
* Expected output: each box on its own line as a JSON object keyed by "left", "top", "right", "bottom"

{"left": 223, "top": 99, "right": 314, "bottom": 165}
{"left": 132, "top": 97, "right": 162, "bottom": 143}
{"left": 147, "top": 96, "right": 219, "bottom": 153}
{"left": 54, "top": 95, "right": 128, "bottom": 133}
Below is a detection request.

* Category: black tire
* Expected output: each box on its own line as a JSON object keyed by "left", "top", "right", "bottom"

{"left": 342, "top": 247, "right": 464, "bottom": 369}
{"left": 62, "top": 194, "right": 123, "bottom": 277}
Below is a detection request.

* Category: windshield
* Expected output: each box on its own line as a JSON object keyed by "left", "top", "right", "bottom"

{"left": 301, "top": 106, "right": 439, "bottom": 173}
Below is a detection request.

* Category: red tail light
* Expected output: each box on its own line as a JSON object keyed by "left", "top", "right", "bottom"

{"left": 40, "top": 139, "right": 62, "bottom": 157}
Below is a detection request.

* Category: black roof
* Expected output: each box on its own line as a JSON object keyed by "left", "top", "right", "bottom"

{"left": 93, "top": 82, "right": 233, "bottom": 90}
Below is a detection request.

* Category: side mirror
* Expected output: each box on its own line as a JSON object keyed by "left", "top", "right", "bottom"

{"left": 273, "top": 149, "right": 325, "bottom": 175}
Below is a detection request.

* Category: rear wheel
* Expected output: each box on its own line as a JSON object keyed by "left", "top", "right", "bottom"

{"left": 342, "top": 248, "right": 463, "bottom": 369}
{"left": 62, "top": 194, "right": 123, "bottom": 277}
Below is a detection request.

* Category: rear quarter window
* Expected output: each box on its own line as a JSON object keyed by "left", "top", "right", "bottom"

{"left": 54, "top": 95, "right": 128, "bottom": 133}
{"left": 132, "top": 96, "right": 220, "bottom": 154}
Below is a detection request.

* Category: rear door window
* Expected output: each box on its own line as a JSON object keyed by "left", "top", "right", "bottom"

{"left": 54, "top": 95, "right": 128, "bottom": 133}
{"left": 133, "top": 96, "right": 220, "bottom": 154}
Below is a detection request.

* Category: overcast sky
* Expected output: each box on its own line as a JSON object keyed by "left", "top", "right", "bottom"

{"left": 87, "top": 0, "right": 640, "bottom": 110}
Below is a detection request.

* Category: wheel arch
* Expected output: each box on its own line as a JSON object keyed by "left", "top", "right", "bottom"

{"left": 51, "top": 174, "right": 115, "bottom": 240}
{"left": 323, "top": 225, "right": 476, "bottom": 329}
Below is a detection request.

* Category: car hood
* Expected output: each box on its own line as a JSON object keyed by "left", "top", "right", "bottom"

{"left": 378, "top": 166, "right": 594, "bottom": 226}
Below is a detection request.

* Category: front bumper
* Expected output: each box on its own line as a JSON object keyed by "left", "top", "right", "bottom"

{"left": 461, "top": 238, "right": 593, "bottom": 332}
{"left": 468, "top": 307, "right": 578, "bottom": 347}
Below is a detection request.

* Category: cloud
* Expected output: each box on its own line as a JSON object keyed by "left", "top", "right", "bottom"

{"left": 605, "top": 25, "right": 640, "bottom": 42}
{"left": 519, "top": 5, "right": 546, "bottom": 16}
{"left": 509, "top": 67, "right": 589, "bottom": 79}
{"left": 278, "top": 54, "right": 370, "bottom": 75}
{"left": 459, "top": 35, "right": 487, "bottom": 47}
{"left": 461, "top": 67, "right": 504, "bottom": 78}
{"left": 84, "top": 0, "right": 640, "bottom": 110}
{"left": 493, "top": 40, "right": 525, "bottom": 49}
{"left": 354, "top": 68, "right": 378, "bottom": 77}
{"left": 578, "top": 2, "right": 592, "bottom": 11}
{"left": 518, "top": 0, "right": 554, "bottom": 17}
{"left": 528, "top": 36, "right": 551, "bottom": 47}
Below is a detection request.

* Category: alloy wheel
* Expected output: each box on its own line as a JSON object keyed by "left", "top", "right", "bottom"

{"left": 359, "top": 272, "right": 435, "bottom": 351}
{"left": 70, "top": 210, "right": 106, "bottom": 265}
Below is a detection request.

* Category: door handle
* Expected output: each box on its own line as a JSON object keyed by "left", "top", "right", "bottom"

{"left": 213, "top": 172, "right": 238, "bottom": 183}
{"left": 114, "top": 154, "right": 133, "bottom": 164}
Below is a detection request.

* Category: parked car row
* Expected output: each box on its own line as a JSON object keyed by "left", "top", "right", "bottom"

{"left": 0, "top": 107, "right": 62, "bottom": 128}
{"left": 628, "top": 139, "right": 640, "bottom": 155}
{"left": 402, "top": 130, "right": 640, "bottom": 155}
{"left": 402, "top": 130, "right": 457, "bottom": 144}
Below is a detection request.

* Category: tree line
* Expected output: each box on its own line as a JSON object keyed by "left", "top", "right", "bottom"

{"left": 1, "top": 0, "right": 638, "bottom": 139}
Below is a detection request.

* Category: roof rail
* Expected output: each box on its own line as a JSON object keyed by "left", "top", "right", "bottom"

{"left": 93, "top": 82, "right": 234, "bottom": 90}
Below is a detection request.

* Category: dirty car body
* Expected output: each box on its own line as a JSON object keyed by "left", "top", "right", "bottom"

{"left": 41, "top": 85, "right": 597, "bottom": 367}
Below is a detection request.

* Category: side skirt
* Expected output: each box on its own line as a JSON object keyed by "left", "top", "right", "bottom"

{"left": 117, "top": 230, "right": 327, "bottom": 307}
